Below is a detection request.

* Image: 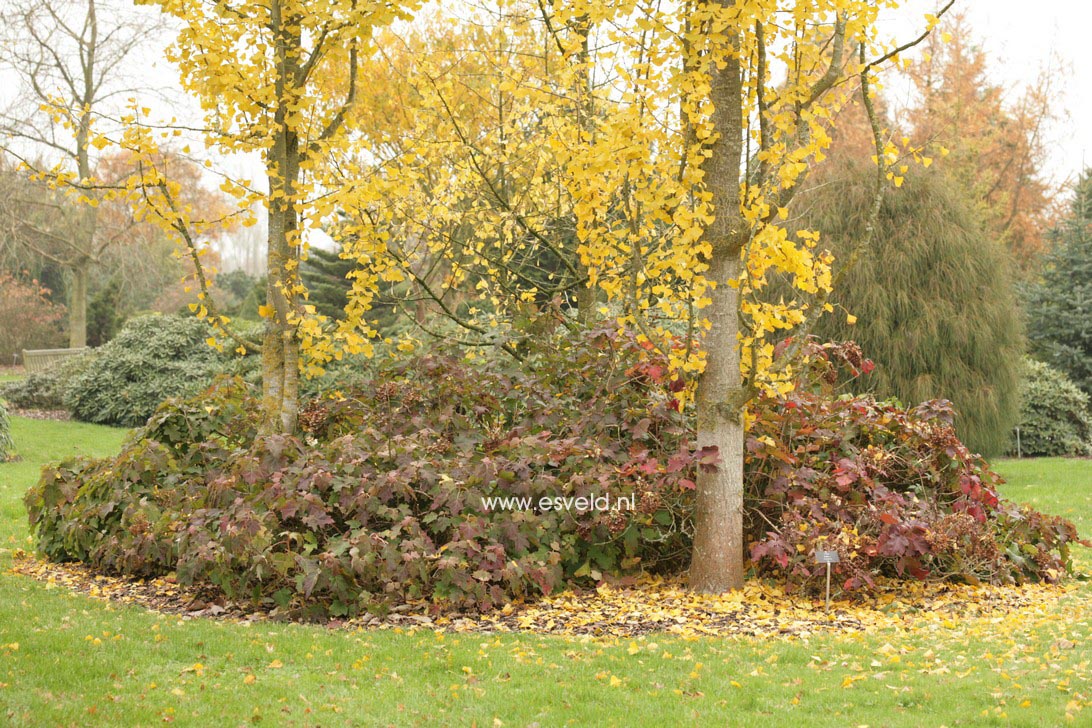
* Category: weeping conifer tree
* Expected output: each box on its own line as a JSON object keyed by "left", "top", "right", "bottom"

{"left": 788, "top": 158, "right": 1024, "bottom": 455}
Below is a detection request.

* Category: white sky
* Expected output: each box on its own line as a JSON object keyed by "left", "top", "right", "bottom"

{"left": 152, "top": 0, "right": 1089, "bottom": 189}
{"left": 890, "top": 0, "right": 1092, "bottom": 187}
{"left": 4, "top": 1, "right": 1089, "bottom": 192}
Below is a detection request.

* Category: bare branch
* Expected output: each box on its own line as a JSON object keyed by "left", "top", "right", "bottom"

{"left": 145, "top": 177, "right": 260, "bottom": 354}
{"left": 865, "top": 0, "right": 957, "bottom": 71}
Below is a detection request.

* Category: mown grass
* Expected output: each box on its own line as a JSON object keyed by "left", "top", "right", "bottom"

{"left": 995, "top": 457, "right": 1092, "bottom": 539}
{"left": 1, "top": 419, "right": 1090, "bottom": 726}
{"left": 0, "top": 365, "right": 26, "bottom": 383}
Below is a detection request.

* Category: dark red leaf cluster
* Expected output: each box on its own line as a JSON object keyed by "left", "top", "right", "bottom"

{"left": 745, "top": 343, "right": 1087, "bottom": 592}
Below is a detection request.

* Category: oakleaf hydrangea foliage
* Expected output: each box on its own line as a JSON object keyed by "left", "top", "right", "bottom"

{"left": 25, "top": 333, "right": 1086, "bottom": 616}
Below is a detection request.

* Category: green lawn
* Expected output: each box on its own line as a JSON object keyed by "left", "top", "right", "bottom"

{"left": 994, "top": 457, "right": 1092, "bottom": 538}
{"left": 1, "top": 419, "right": 1090, "bottom": 726}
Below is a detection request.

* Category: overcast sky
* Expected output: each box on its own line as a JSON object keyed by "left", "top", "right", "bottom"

{"left": 4, "top": 1, "right": 1088, "bottom": 190}
{"left": 890, "top": 0, "right": 1092, "bottom": 188}
{"left": 217, "top": 1, "right": 1091, "bottom": 189}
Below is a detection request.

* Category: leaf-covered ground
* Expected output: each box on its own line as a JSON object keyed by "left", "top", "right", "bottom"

{"left": 10, "top": 553, "right": 1087, "bottom": 641}
{"left": 2, "top": 417, "right": 1091, "bottom": 725}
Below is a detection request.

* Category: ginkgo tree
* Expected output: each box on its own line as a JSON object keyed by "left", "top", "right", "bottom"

{"left": 265, "top": 0, "right": 950, "bottom": 589}
{"left": 118, "top": 0, "right": 419, "bottom": 433}
{"left": 519, "top": 0, "right": 954, "bottom": 591}
{"left": 339, "top": 0, "right": 951, "bottom": 591}
{"left": 41, "top": 0, "right": 950, "bottom": 594}
{"left": 329, "top": 3, "right": 603, "bottom": 351}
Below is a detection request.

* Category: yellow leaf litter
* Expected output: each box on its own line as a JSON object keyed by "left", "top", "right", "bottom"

{"left": 9, "top": 550, "right": 1091, "bottom": 640}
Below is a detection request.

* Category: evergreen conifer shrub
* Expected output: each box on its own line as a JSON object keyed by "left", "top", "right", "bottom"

{"left": 1025, "top": 170, "right": 1092, "bottom": 396}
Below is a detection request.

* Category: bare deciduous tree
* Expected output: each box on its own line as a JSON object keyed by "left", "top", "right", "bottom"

{"left": 0, "top": 0, "right": 165, "bottom": 347}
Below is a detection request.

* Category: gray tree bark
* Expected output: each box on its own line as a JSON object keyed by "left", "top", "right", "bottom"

{"left": 262, "top": 0, "right": 303, "bottom": 434}
{"left": 689, "top": 0, "right": 747, "bottom": 592}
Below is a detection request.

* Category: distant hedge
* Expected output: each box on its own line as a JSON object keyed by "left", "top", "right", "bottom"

{"left": 0, "top": 315, "right": 280, "bottom": 428}
{"left": 1010, "top": 358, "right": 1092, "bottom": 457}
{"left": 0, "top": 350, "right": 98, "bottom": 411}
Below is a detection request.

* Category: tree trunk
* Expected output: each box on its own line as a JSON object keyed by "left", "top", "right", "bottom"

{"left": 261, "top": 239, "right": 287, "bottom": 434}
{"left": 71, "top": 19, "right": 98, "bottom": 352}
{"left": 68, "top": 147, "right": 97, "bottom": 350}
{"left": 68, "top": 262, "right": 89, "bottom": 348}
{"left": 263, "top": 180, "right": 299, "bottom": 434}
{"left": 689, "top": 0, "right": 746, "bottom": 593}
{"left": 260, "top": 0, "right": 301, "bottom": 434}
{"left": 689, "top": 256, "right": 745, "bottom": 591}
